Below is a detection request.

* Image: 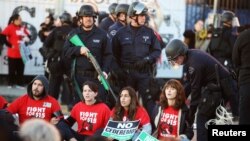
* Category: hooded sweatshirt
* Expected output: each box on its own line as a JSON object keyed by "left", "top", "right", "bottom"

{"left": 27, "top": 75, "right": 49, "bottom": 99}
{"left": 7, "top": 75, "right": 62, "bottom": 124}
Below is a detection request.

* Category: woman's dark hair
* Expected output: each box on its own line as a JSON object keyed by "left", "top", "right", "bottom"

{"left": 113, "top": 86, "right": 139, "bottom": 121}
{"left": 82, "top": 81, "right": 101, "bottom": 103}
{"left": 8, "top": 13, "right": 20, "bottom": 25}
{"left": 47, "top": 13, "right": 54, "bottom": 27}
{"left": 160, "top": 79, "right": 186, "bottom": 109}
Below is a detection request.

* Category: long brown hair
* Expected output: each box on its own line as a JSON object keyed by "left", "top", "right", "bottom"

{"left": 113, "top": 86, "right": 139, "bottom": 121}
{"left": 160, "top": 79, "right": 186, "bottom": 109}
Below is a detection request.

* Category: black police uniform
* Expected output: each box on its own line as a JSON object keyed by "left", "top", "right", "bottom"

{"left": 208, "top": 26, "right": 237, "bottom": 69}
{"left": 98, "top": 17, "right": 114, "bottom": 33}
{"left": 184, "top": 49, "right": 238, "bottom": 141}
{"left": 108, "top": 21, "right": 124, "bottom": 38}
{"left": 63, "top": 25, "right": 112, "bottom": 103}
{"left": 112, "top": 24, "right": 161, "bottom": 116}
{"left": 44, "top": 24, "right": 74, "bottom": 101}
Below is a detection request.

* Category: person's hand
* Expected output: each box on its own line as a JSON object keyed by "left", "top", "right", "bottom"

{"left": 69, "top": 138, "right": 78, "bottom": 141}
{"left": 98, "top": 71, "right": 108, "bottom": 80}
{"left": 23, "top": 36, "right": 30, "bottom": 42}
{"left": 159, "top": 136, "right": 177, "bottom": 141}
{"left": 174, "top": 136, "right": 181, "bottom": 141}
{"left": 44, "top": 31, "right": 51, "bottom": 36}
{"left": 50, "top": 117, "right": 60, "bottom": 125}
{"left": 80, "top": 47, "right": 89, "bottom": 57}
{"left": 107, "top": 138, "right": 114, "bottom": 141}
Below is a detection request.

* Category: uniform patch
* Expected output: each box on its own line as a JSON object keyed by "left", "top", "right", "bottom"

{"left": 143, "top": 36, "right": 149, "bottom": 42}
{"left": 110, "top": 30, "right": 117, "bottom": 36}
{"left": 93, "top": 39, "right": 100, "bottom": 43}
{"left": 124, "top": 37, "right": 130, "bottom": 40}
{"left": 43, "top": 102, "right": 52, "bottom": 108}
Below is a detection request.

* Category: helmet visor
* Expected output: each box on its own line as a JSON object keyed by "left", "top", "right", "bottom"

{"left": 134, "top": 3, "right": 148, "bottom": 15}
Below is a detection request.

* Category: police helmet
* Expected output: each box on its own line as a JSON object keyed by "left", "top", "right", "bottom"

{"left": 165, "top": 39, "right": 188, "bottom": 61}
{"left": 115, "top": 4, "right": 129, "bottom": 16}
{"left": 108, "top": 3, "right": 118, "bottom": 14}
{"left": 78, "top": 5, "right": 97, "bottom": 17}
{"left": 59, "top": 12, "right": 72, "bottom": 24}
{"left": 127, "top": 2, "right": 148, "bottom": 17}
{"left": 221, "top": 11, "right": 235, "bottom": 23}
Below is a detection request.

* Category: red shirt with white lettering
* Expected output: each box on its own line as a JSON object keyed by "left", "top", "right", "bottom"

{"left": 158, "top": 106, "right": 179, "bottom": 139}
{"left": 7, "top": 94, "right": 61, "bottom": 124}
{"left": 70, "top": 102, "right": 110, "bottom": 136}
{"left": 111, "top": 106, "right": 151, "bottom": 128}
{"left": 2, "top": 24, "right": 30, "bottom": 58}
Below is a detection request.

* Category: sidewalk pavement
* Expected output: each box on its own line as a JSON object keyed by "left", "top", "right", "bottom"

{"left": 0, "top": 85, "right": 26, "bottom": 102}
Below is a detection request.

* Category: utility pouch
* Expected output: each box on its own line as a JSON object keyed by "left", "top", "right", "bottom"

{"left": 199, "top": 86, "right": 222, "bottom": 117}
{"left": 220, "top": 76, "right": 237, "bottom": 101}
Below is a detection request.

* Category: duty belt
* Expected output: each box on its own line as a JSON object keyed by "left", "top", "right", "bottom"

{"left": 121, "top": 63, "right": 148, "bottom": 73}
{"left": 76, "top": 70, "right": 98, "bottom": 78}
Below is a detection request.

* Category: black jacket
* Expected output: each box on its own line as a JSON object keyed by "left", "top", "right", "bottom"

{"left": 112, "top": 24, "right": 161, "bottom": 65}
{"left": 108, "top": 21, "right": 124, "bottom": 38}
{"left": 63, "top": 25, "right": 112, "bottom": 73}
{"left": 232, "top": 29, "right": 250, "bottom": 85}
{"left": 184, "top": 49, "right": 231, "bottom": 124}
{"left": 99, "top": 16, "right": 114, "bottom": 33}
{"left": 208, "top": 26, "right": 237, "bottom": 66}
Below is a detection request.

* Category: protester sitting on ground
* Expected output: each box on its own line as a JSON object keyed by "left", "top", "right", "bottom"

{"left": 153, "top": 79, "right": 193, "bottom": 141}
{"left": 7, "top": 75, "right": 63, "bottom": 124}
{"left": 110, "top": 86, "right": 152, "bottom": 140}
{"left": 57, "top": 81, "right": 110, "bottom": 141}
{"left": 19, "top": 118, "right": 61, "bottom": 141}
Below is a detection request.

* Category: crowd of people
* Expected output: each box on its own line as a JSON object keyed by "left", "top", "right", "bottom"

{"left": 0, "top": 1, "right": 250, "bottom": 141}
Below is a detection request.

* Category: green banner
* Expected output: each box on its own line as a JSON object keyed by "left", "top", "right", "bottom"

{"left": 135, "top": 131, "right": 159, "bottom": 141}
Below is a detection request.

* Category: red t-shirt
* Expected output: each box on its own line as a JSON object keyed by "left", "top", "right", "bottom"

{"left": 110, "top": 106, "right": 151, "bottom": 128}
{"left": 7, "top": 94, "right": 61, "bottom": 124}
{"left": 0, "top": 96, "right": 8, "bottom": 109}
{"left": 70, "top": 102, "right": 111, "bottom": 136}
{"left": 2, "top": 24, "right": 29, "bottom": 58}
{"left": 158, "top": 106, "right": 179, "bottom": 139}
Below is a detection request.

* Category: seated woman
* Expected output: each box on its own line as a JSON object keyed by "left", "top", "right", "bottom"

{"left": 110, "top": 86, "right": 152, "bottom": 140}
{"left": 58, "top": 81, "right": 111, "bottom": 141}
{"left": 153, "top": 79, "right": 193, "bottom": 141}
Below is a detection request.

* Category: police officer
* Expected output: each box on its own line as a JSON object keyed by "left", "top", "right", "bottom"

{"left": 108, "top": 3, "right": 129, "bottom": 38}
{"left": 208, "top": 11, "right": 238, "bottom": 71}
{"left": 208, "top": 11, "right": 239, "bottom": 118}
{"left": 98, "top": 3, "right": 117, "bottom": 32}
{"left": 166, "top": 39, "right": 238, "bottom": 141}
{"left": 107, "top": 4, "right": 130, "bottom": 96}
{"left": 43, "top": 12, "right": 74, "bottom": 103}
{"left": 63, "top": 5, "right": 112, "bottom": 104}
{"left": 112, "top": 2, "right": 161, "bottom": 117}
